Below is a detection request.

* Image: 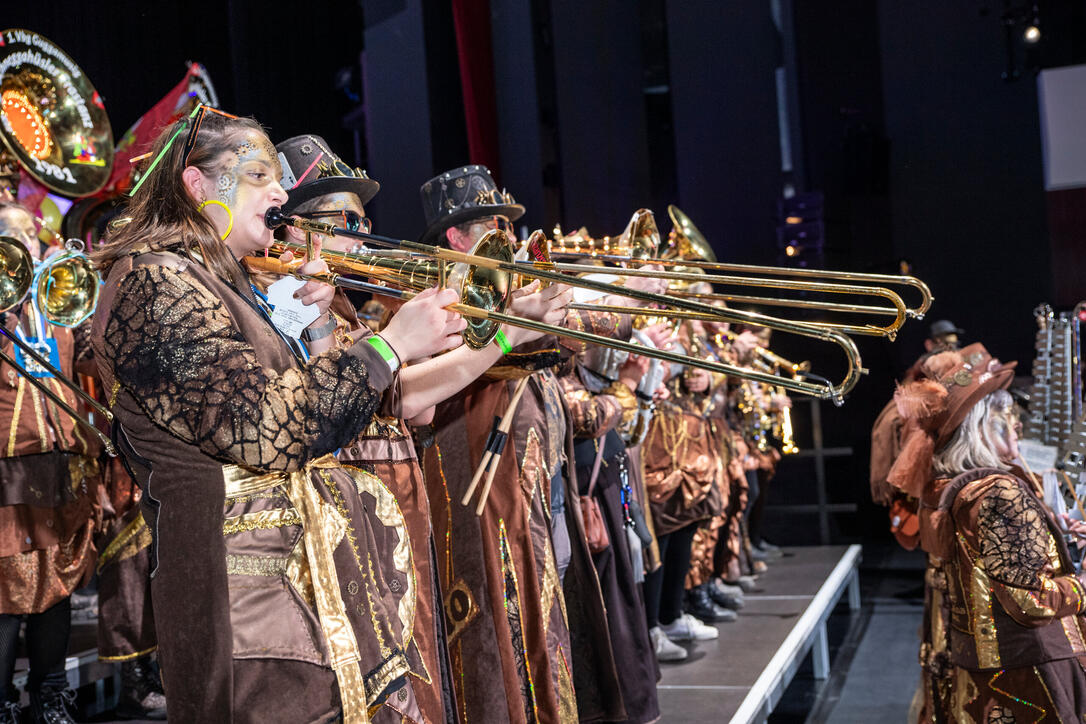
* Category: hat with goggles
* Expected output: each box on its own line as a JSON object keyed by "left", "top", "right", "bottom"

{"left": 276, "top": 135, "right": 379, "bottom": 214}
{"left": 419, "top": 165, "right": 524, "bottom": 245}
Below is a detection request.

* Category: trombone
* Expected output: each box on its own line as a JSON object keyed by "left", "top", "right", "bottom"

{"left": 549, "top": 207, "right": 933, "bottom": 325}
{"left": 256, "top": 209, "right": 867, "bottom": 401}
{"left": 0, "top": 237, "right": 115, "bottom": 455}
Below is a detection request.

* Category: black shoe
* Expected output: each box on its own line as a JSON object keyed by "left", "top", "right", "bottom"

{"left": 0, "top": 700, "right": 21, "bottom": 724}
{"left": 116, "top": 657, "right": 167, "bottom": 720}
{"left": 28, "top": 686, "right": 75, "bottom": 724}
{"left": 684, "top": 584, "right": 737, "bottom": 623}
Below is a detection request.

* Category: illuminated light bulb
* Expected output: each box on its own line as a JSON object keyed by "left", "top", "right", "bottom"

{"left": 1024, "top": 25, "right": 1041, "bottom": 44}
{"left": 785, "top": 244, "right": 799, "bottom": 257}
{"left": 785, "top": 215, "right": 803, "bottom": 225}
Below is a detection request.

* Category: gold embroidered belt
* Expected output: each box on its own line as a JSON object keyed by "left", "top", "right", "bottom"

{"left": 221, "top": 456, "right": 371, "bottom": 723}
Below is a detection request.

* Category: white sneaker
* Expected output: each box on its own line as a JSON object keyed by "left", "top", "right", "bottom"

{"left": 660, "top": 613, "right": 719, "bottom": 642}
{"left": 650, "top": 626, "right": 688, "bottom": 661}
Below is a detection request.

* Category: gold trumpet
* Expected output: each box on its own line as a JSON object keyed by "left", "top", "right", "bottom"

{"left": 547, "top": 207, "right": 932, "bottom": 327}
{"left": 255, "top": 209, "right": 867, "bottom": 401}
{"left": 0, "top": 237, "right": 114, "bottom": 455}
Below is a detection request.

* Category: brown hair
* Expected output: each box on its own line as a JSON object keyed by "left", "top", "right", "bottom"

{"left": 91, "top": 113, "right": 266, "bottom": 287}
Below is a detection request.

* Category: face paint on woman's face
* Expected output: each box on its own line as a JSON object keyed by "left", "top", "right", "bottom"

{"left": 216, "top": 133, "right": 280, "bottom": 207}
{"left": 211, "top": 131, "right": 286, "bottom": 256}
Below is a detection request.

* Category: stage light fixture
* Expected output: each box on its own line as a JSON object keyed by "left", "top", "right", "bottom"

{"left": 1024, "top": 24, "right": 1041, "bottom": 44}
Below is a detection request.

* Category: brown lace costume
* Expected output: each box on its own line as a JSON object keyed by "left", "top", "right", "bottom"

{"left": 0, "top": 304, "right": 100, "bottom": 615}
{"left": 92, "top": 251, "right": 412, "bottom": 724}
{"left": 916, "top": 470, "right": 1086, "bottom": 722}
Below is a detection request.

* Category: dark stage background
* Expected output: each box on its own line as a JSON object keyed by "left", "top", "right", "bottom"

{"left": 8, "top": 0, "right": 1086, "bottom": 544}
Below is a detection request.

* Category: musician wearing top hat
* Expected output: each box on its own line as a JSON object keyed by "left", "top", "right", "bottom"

{"left": 274, "top": 139, "right": 570, "bottom": 723}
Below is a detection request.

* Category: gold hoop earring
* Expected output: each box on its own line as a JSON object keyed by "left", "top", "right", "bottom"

{"left": 198, "top": 199, "right": 233, "bottom": 241}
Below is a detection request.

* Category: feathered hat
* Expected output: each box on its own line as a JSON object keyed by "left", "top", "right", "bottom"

{"left": 886, "top": 343, "right": 1016, "bottom": 498}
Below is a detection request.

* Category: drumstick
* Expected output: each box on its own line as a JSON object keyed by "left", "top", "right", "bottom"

{"left": 461, "top": 375, "right": 530, "bottom": 507}
{"left": 471, "top": 376, "right": 531, "bottom": 516}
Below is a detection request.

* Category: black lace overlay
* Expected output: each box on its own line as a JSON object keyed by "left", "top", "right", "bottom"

{"left": 977, "top": 477, "right": 1050, "bottom": 590}
{"left": 103, "top": 264, "right": 382, "bottom": 471}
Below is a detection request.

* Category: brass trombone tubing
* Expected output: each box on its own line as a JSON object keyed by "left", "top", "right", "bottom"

{"left": 549, "top": 250, "right": 933, "bottom": 320}
{"left": 254, "top": 235, "right": 865, "bottom": 401}
{"left": 565, "top": 301, "right": 892, "bottom": 339}
{"left": 0, "top": 330, "right": 116, "bottom": 456}
{"left": 542, "top": 261, "right": 908, "bottom": 338}
{"left": 0, "top": 240, "right": 115, "bottom": 455}
{"left": 313, "top": 245, "right": 906, "bottom": 336}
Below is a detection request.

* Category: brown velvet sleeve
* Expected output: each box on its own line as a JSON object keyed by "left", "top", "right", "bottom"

{"left": 970, "top": 477, "right": 1086, "bottom": 625}
{"left": 103, "top": 265, "right": 391, "bottom": 471}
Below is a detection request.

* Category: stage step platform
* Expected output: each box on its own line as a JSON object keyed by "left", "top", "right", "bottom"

{"left": 657, "top": 544, "right": 862, "bottom": 723}
{"left": 14, "top": 544, "right": 861, "bottom": 722}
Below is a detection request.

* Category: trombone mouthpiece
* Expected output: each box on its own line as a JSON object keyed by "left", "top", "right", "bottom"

{"left": 264, "top": 207, "right": 286, "bottom": 230}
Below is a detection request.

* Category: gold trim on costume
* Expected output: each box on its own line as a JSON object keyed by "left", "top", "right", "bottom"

{"left": 29, "top": 384, "right": 48, "bottom": 452}
{"left": 343, "top": 466, "right": 416, "bottom": 644}
{"left": 226, "top": 554, "right": 289, "bottom": 577}
{"left": 285, "top": 536, "right": 315, "bottom": 607}
{"left": 222, "top": 507, "right": 302, "bottom": 536}
{"left": 98, "top": 512, "right": 151, "bottom": 571}
{"left": 282, "top": 459, "right": 371, "bottom": 723}
{"left": 47, "top": 378, "right": 73, "bottom": 450}
{"left": 1006, "top": 580, "right": 1058, "bottom": 619}
{"left": 970, "top": 565, "right": 1000, "bottom": 669}
{"left": 98, "top": 645, "right": 159, "bottom": 663}
{"left": 443, "top": 579, "right": 480, "bottom": 644}
{"left": 7, "top": 377, "right": 26, "bottom": 456}
{"left": 223, "top": 463, "right": 289, "bottom": 498}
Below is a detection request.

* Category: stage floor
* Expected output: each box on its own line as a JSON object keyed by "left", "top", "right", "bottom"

{"left": 657, "top": 544, "right": 860, "bottom": 723}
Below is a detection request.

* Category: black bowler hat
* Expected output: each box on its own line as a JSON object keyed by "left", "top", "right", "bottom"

{"left": 929, "top": 319, "right": 964, "bottom": 338}
{"left": 276, "top": 135, "right": 379, "bottom": 214}
{"left": 419, "top": 165, "right": 524, "bottom": 244}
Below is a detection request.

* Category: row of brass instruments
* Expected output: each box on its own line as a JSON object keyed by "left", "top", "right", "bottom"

{"left": 0, "top": 29, "right": 117, "bottom": 453}
{"left": 0, "top": 30, "right": 935, "bottom": 466}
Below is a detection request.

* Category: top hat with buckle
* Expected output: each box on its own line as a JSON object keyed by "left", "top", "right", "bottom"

{"left": 276, "top": 135, "right": 379, "bottom": 214}
{"left": 419, "top": 165, "right": 524, "bottom": 244}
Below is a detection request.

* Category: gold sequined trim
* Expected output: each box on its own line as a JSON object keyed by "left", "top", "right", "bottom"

{"left": 970, "top": 564, "right": 1000, "bottom": 669}
{"left": 7, "top": 377, "right": 26, "bottom": 456}
{"left": 1006, "top": 579, "right": 1058, "bottom": 618}
{"left": 222, "top": 507, "right": 302, "bottom": 536}
{"left": 226, "top": 554, "right": 289, "bottom": 577}
{"left": 109, "top": 380, "right": 120, "bottom": 408}
{"left": 29, "top": 383, "right": 48, "bottom": 452}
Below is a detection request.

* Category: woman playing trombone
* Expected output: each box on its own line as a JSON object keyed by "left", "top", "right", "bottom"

{"left": 90, "top": 108, "right": 463, "bottom": 723}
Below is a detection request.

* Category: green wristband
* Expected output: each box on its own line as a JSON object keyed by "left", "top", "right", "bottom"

{"left": 495, "top": 329, "right": 512, "bottom": 355}
{"left": 366, "top": 334, "right": 401, "bottom": 372}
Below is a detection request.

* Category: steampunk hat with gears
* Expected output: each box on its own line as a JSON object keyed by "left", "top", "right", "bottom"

{"left": 419, "top": 165, "right": 524, "bottom": 244}
{"left": 275, "top": 135, "right": 379, "bottom": 214}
